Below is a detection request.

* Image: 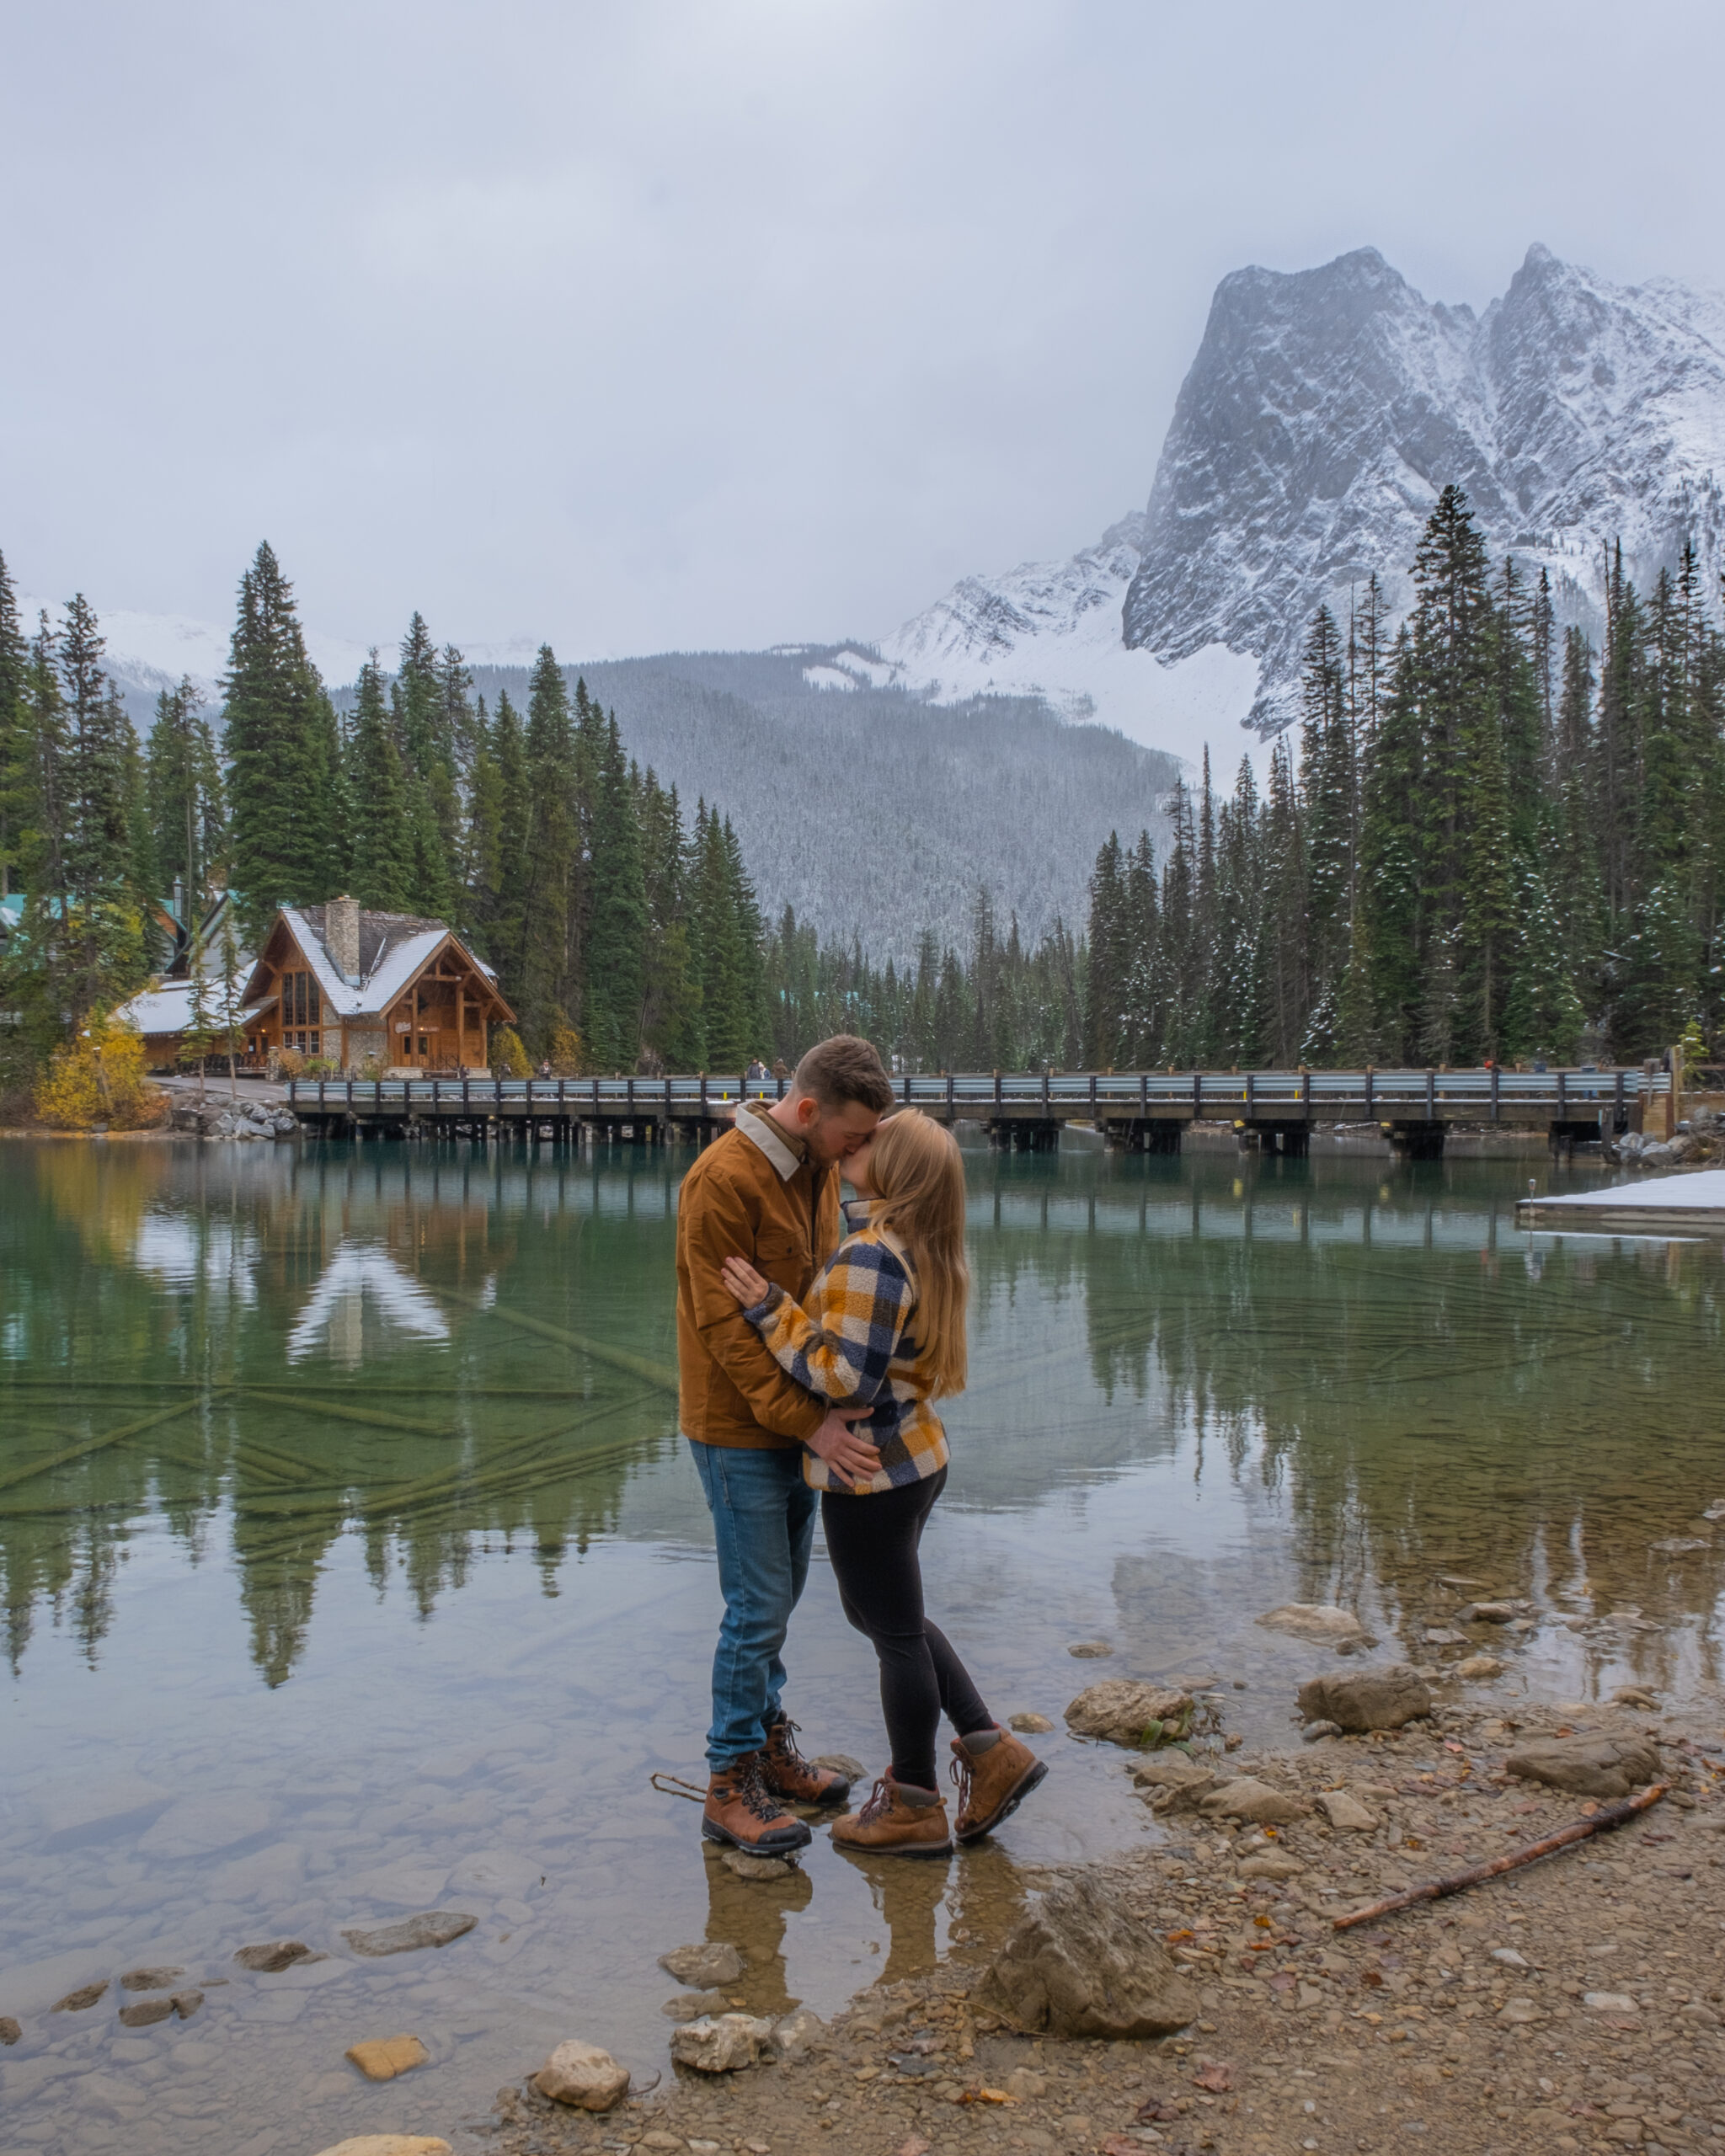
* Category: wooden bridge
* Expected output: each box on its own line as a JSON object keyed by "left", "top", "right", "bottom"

{"left": 286, "top": 1065, "right": 1664, "bottom": 1158}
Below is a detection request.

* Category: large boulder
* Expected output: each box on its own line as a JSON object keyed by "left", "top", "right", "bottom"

{"left": 532, "top": 2039, "right": 631, "bottom": 2110}
{"left": 669, "top": 2013, "right": 776, "bottom": 2072}
{"left": 1065, "top": 1682, "right": 1194, "bottom": 1747}
{"left": 977, "top": 1870, "right": 1199, "bottom": 2039}
{"left": 1296, "top": 1663, "right": 1431, "bottom": 1732}
{"left": 1503, "top": 1735, "right": 1663, "bottom": 1799}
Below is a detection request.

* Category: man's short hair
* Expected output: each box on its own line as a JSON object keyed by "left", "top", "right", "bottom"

{"left": 793, "top": 1033, "right": 894, "bottom": 1114}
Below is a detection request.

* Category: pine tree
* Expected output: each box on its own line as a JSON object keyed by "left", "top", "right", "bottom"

{"left": 144, "top": 678, "right": 226, "bottom": 915}
{"left": 58, "top": 596, "right": 145, "bottom": 1020}
{"left": 515, "top": 648, "right": 579, "bottom": 1050}
{"left": 0, "top": 551, "right": 29, "bottom": 902}
{"left": 346, "top": 656, "right": 416, "bottom": 913}
{"left": 1083, "top": 833, "right": 1130, "bottom": 1065}
{"left": 581, "top": 713, "right": 648, "bottom": 1070}
{"left": 223, "top": 543, "right": 339, "bottom": 937}
{"left": 390, "top": 612, "right": 452, "bottom": 918}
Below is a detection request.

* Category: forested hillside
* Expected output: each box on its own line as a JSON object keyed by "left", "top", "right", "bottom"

{"left": 1085, "top": 488, "right": 1725, "bottom": 1069}
{"left": 464, "top": 650, "right": 1180, "bottom": 966}
{"left": 4, "top": 494, "right": 1721, "bottom": 1093}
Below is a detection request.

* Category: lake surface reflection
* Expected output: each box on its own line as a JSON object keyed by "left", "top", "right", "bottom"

{"left": 3, "top": 1133, "right": 1723, "bottom": 2154}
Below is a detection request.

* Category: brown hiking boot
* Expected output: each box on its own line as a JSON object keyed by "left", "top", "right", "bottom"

{"left": 760, "top": 1715, "right": 851, "bottom": 1807}
{"left": 950, "top": 1728, "right": 1048, "bottom": 1843}
{"left": 702, "top": 1753, "right": 814, "bottom": 1854}
{"left": 830, "top": 1775, "right": 953, "bottom": 1859}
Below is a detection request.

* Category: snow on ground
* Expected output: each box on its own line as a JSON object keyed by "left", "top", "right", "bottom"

{"left": 1535, "top": 1169, "right": 1725, "bottom": 1212}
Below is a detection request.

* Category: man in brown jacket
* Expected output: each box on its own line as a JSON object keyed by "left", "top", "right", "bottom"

{"left": 676, "top": 1034, "right": 895, "bottom": 1852}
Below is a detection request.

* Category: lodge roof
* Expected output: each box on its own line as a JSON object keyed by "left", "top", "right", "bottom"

{"left": 257, "top": 904, "right": 506, "bottom": 1021}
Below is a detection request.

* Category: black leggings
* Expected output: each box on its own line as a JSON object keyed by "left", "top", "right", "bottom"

{"left": 820, "top": 1467, "right": 991, "bottom": 1793}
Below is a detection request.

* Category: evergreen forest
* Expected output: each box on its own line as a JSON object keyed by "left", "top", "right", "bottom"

{"left": 2, "top": 488, "right": 1722, "bottom": 1097}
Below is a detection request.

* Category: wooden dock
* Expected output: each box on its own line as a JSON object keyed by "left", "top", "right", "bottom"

{"left": 286, "top": 1066, "right": 1660, "bottom": 1157}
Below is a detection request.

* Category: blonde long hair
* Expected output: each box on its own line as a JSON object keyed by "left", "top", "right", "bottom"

{"left": 867, "top": 1111, "right": 969, "bottom": 1398}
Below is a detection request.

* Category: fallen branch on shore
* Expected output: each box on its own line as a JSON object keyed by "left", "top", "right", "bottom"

{"left": 1332, "top": 1782, "right": 1669, "bottom": 1929}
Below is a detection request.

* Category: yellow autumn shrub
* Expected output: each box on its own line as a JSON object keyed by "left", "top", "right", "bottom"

{"left": 35, "top": 1017, "right": 161, "bottom": 1130}
{"left": 490, "top": 1025, "right": 531, "bottom": 1079}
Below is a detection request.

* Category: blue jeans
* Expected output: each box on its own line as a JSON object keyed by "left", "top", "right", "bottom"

{"left": 689, "top": 1439, "right": 817, "bottom": 1769}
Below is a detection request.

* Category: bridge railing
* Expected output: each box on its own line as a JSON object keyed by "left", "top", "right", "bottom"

{"left": 286, "top": 1067, "right": 1665, "bottom": 1113}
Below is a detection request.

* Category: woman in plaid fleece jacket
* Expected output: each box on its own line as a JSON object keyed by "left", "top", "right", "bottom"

{"left": 721, "top": 1110, "right": 1048, "bottom": 1856}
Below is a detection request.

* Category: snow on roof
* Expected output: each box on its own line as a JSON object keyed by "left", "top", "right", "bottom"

{"left": 276, "top": 905, "right": 500, "bottom": 1016}
{"left": 114, "top": 980, "right": 271, "bottom": 1034}
{"left": 279, "top": 906, "right": 446, "bottom": 1017}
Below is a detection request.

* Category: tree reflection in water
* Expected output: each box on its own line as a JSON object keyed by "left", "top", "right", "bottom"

{"left": 3, "top": 1136, "right": 1722, "bottom": 1695}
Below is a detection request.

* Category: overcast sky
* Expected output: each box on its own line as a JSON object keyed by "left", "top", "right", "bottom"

{"left": 6, "top": 0, "right": 1725, "bottom": 663}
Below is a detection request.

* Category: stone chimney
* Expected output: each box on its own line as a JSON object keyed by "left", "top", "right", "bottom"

{"left": 325, "top": 894, "right": 360, "bottom": 984}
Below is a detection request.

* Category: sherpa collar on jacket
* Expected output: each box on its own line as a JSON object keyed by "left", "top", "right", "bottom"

{"left": 736, "top": 1097, "right": 807, "bottom": 1181}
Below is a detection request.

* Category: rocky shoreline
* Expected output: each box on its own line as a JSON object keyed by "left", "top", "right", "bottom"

{"left": 452, "top": 1676, "right": 1724, "bottom": 2156}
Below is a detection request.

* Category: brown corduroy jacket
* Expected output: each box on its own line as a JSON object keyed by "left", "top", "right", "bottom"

{"left": 676, "top": 1102, "right": 842, "bottom": 1449}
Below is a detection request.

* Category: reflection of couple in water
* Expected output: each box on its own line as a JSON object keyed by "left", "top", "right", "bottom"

{"left": 675, "top": 1035, "right": 1047, "bottom": 1857}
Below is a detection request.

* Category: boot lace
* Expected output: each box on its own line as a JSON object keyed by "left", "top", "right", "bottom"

{"left": 856, "top": 1776, "right": 895, "bottom": 1824}
{"left": 949, "top": 1753, "right": 975, "bottom": 1820}
{"left": 725, "top": 1753, "right": 788, "bottom": 1824}
{"left": 768, "top": 1716, "right": 811, "bottom": 1769}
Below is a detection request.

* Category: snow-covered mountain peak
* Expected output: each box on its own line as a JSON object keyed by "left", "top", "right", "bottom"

{"left": 888, "top": 242, "right": 1725, "bottom": 756}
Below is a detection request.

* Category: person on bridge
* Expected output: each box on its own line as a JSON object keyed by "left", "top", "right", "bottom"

{"left": 676, "top": 1034, "right": 894, "bottom": 1854}
{"left": 721, "top": 1108, "right": 1047, "bottom": 1857}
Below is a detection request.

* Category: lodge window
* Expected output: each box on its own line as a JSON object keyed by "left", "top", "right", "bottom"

{"left": 281, "top": 969, "right": 322, "bottom": 1030}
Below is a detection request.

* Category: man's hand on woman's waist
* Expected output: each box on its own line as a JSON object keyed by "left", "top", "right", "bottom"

{"left": 808, "top": 1406, "right": 880, "bottom": 1489}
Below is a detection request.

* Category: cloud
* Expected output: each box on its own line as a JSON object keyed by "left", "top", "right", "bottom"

{"left": 4, "top": 0, "right": 1723, "bottom": 660}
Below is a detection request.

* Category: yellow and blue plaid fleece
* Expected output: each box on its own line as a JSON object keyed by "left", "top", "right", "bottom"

{"left": 743, "top": 1198, "right": 949, "bottom": 1496}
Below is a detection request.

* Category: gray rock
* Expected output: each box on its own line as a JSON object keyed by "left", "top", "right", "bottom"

{"left": 120, "top": 1966, "right": 184, "bottom": 1991}
{"left": 1301, "top": 1720, "right": 1343, "bottom": 1742}
{"left": 170, "top": 1989, "right": 204, "bottom": 2020}
{"left": 1313, "top": 1789, "right": 1376, "bottom": 1831}
{"left": 1198, "top": 1776, "right": 1306, "bottom": 1825}
{"left": 1296, "top": 1663, "right": 1431, "bottom": 1732}
{"left": 1008, "top": 1712, "right": 1055, "bottom": 1733}
{"left": 810, "top": 1753, "right": 866, "bottom": 1783}
{"left": 0, "top": 2016, "right": 20, "bottom": 2045}
{"left": 1256, "top": 1603, "right": 1370, "bottom": 1646}
{"left": 1237, "top": 1852, "right": 1306, "bottom": 1880}
{"left": 1064, "top": 1681, "right": 1194, "bottom": 1747}
{"left": 1130, "top": 1753, "right": 1215, "bottom": 1796}
{"left": 1455, "top": 1656, "right": 1503, "bottom": 1679}
{"left": 669, "top": 2012, "right": 776, "bottom": 2073}
{"left": 119, "top": 1998, "right": 174, "bottom": 2028}
{"left": 662, "top": 1989, "right": 734, "bottom": 2021}
{"left": 718, "top": 1847, "right": 798, "bottom": 1881}
{"left": 51, "top": 1983, "right": 107, "bottom": 2012}
{"left": 978, "top": 1869, "right": 1199, "bottom": 2039}
{"left": 770, "top": 2006, "right": 829, "bottom": 2060}
{"left": 1067, "top": 1641, "right": 1114, "bottom": 1657}
{"left": 1503, "top": 1735, "right": 1663, "bottom": 1799}
{"left": 659, "top": 1941, "right": 745, "bottom": 1987}
{"left": 340, "top": 1911, "right": 477, "bottom": 1957}
{"left": 234, "top": 1939, "right": 318, "bottom": 1972}
{"left": 532, "top": 2038, "right": 631, "bottom": 2110}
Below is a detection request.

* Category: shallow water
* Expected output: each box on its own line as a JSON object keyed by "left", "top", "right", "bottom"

{"left": 3, "top": 1131, "right": 1723, "bottom": 2153}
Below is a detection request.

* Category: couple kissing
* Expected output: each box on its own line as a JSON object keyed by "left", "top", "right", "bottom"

{"left": 673, "top": 1033, "right": 1047, "bottom": 1860}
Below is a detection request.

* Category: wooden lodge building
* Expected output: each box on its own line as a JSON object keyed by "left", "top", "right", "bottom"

{"left": 243, "top": 899, "right": 514, "bottom": 1073}
{"left": 119, "top": 897, "right": 514, "bottom": 1075}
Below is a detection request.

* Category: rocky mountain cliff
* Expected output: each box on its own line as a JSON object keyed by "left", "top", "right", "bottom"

{"left": 887, "top": 243, "right": 1725, "bottom": 742}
